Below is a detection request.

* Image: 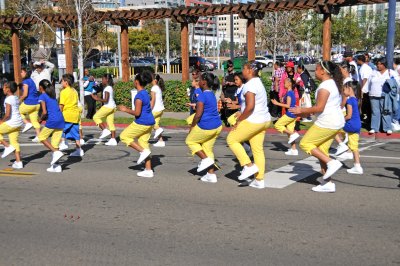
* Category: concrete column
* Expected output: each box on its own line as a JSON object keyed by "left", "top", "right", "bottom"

{"left": 64, "top": 28, "right": 73, "bottom": 74}
{"left": 11, "top": 29, "right": 21, "bottom": 84}
{"left": 322, "top": 13, "right": 332, "bottom": 61}
{"left": 247, "top": 18, "right": 256, "bottom": 61}
{"left": 121, "top": 25, "right": 130, "bottom": 82}
{"left": 181, "top": 22, "right": 189, "bottom": 83}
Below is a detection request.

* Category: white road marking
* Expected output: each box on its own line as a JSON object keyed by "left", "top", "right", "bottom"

{"left": 361, "top": 155, "right": 400, "bottom": 160}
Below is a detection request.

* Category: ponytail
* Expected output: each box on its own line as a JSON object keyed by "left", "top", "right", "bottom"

{"left": 320, "top": 60, "right": 343, "bottom": 94}
{"left": 154, "top": 74, "right": 165, "bottom": 91}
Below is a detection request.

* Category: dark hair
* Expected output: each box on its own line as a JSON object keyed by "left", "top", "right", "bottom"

{"left": 135, "top": 70, "right": 153, "bottom": 87}
{"left": 394, "top": 57, "right": 400, "bottom": 65}
{"left": 102, "top": 73, "right": 114, "bottom": 86}
{"left": 201, "top": 72, "right": 220, "bottom": 91}
{"left": 153, "top": 73, "right": 165, "bottom": 91}
{"left": 274, "top": 61, "right": 283, "bottom": 68}
{"left": 339, "top": 60, "right": 350, "bottom": 70}
{"left": 319, "top": 60, "right": 343, "bottom": 94}
{"left": 5, "top": 81, "right": 18, "bottom": 94}
{"left": 244, "top": 60, "right": 264, "bottom": 76}
{"left": 297, "top": 63, "right": 311, "bottom": 77}
{"left": 62, "top": 73, "right": 74, "bottom": 86}
{"left": 21, "top": 67, "right": 31, "bottom": 79}
{"left": 376, "top": 57, "right": 388, "bottom": 68}
{"left": 233, "top": 72, "right": 245, "bottom": 83}
{"left": 357, "top": 55, "right": 366, "bottom": 63}
{"left": 191, "top": 69, "right": 200, "bottom": 75}
{"left": 39, "top": 79, "right": 56, "bottom": 99}
{"left": 284, "top": 77, "right": 295, "bottom": 89}
{"left": 364, "top": 53, "right": 370, "bottom": 59}
{"left": 344, "top": 80, "right": 362, "bottom": 110}
{"left": 227, "top": 60, "right": 233, "bottom": 67}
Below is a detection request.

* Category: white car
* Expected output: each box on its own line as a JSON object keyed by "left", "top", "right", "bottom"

{"left": 394, "top": 49, "right": 400, "bottom": 55}
{"left": 255, "top": 56, "right": 273, "bottom": 68}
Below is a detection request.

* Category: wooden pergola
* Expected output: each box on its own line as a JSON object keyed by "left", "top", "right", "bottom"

{"left": 0, "top": 0, "right": 390, "bottom": 83}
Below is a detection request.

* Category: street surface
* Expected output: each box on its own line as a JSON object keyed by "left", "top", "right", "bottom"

{"left": 0, "top": 128, "right": 399, "bottom": 265}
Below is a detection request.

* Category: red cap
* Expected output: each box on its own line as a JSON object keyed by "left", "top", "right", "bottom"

{"left": 286, "top": 61, "right": 295, "bottom": 68}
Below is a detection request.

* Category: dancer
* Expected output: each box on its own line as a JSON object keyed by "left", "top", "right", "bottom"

{"left": 186, "top": 75, "right": 202, "bottom": 125}
{"left": 0, "top": 81, "right": 24, "bottom": 169}
{"left": 118, "top": 71, "right": 155, "bottom": 178}
{"left": 59, "top": 74, "right": 84, "bottom": 157}
{"left": 227, "top": 61, "right": 272, "bottom": 189}
{"left": 336, "top": 81, "right": 364, "bottom": 174}
{"left": 83, "top": 68, "right": 96, "bottom": 119}
{"left": 272, "top": 78, "right": 300, "bottom": 156}
{"left": 185, "top": 72, "right": 222, "bottom": 183}
{"left": 19, "top": 68, "right": 41, "bottom": 142}
{"left": 37, "top": 80, "right": 65, "bottom": 173}
{"left": 290, "top": 60, "right": 345, "bottom": 193}
{"left": 151, "top": 74, "right": 166, "bottom": 147}
{"left": 92, "top": 73, "right": 117, "bottom": 146}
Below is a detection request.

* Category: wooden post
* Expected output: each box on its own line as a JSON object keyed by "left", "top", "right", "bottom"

{"left": 11, "top": 29, "right": 21, "bottom": 84}
{"left": 121, "top": 25, "right": 130, "bottom": 82}
{"left": 322, "top": 13, "right": 332, "bottom": 61}
{"left": 64, "top": 28, "right": 73, "bottom": 74}
{"left": 181, "top": 22, "right": 189, "bottom": 83}
{"left": 247, "top": 18, "right": 256, "bottom": 62}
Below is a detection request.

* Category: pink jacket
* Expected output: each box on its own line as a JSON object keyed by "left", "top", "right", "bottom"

{"left": 279, "top": 71, "right": 301, "bottom": 101}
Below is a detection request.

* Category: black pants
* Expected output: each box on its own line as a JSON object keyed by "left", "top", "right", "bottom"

{"left": 269, "top": 90, "right": 281, "bottom": 118}
{"left": 85, "top": 95, "right": 96, "bottom": 119}
{"left": 361, "top": 92, "right": 371, "bottom": 127}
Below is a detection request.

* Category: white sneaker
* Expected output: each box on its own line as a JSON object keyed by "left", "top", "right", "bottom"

{"left": 369, "top": 129, "right": 375, "bottom": 134}
{"left": 12, "top": 161, "right": 23, "bottom": 169}
{"left": 311, "top": 181, "right": 336, "bottom": 192}
{"left": 137, "top": 149, "right": 151, "bottom": 164}
{"left": 99, "top": 129, "right": 111, "bottom": 139}
{"left": 238, "top": 164, "right": 259, "bottom": 180}
{"left": 105, "top": 138, "right": 118, "bottom": 146}
{"left": 322, "top": 160, "right": 342, "bottom": 180}
{"left": 22, "top": 123, "right": 33, "bottom": 133}
{"left": 387, "top": 130, "right": 393, "bottom": 135}
{"left": 69, "top": 148, "right": 84, "bottom": 157}
{"left": 335, "top": 142, "right": 349, "bottom": 156}
{"left": 31, "top": 136, "right": 40, "bottom": 143}
{"left": 137, "top": 169, "right": 154, "bottom": 178}
{"left": 1, "top": 145, "right": 15, "bottom": 158}
{"left": 249, "top": 179, "right": 265, "bottom": 189}
{"left": 79, "top": 139, "right": 86, "bottom": 145}
{"left": 200, "top": 173, "right": 217, "bottom": 183}
{"left": 197, "top": 157, "right": 214, "bottom": 172}
{"left": 51, "top": 151, "right": 64, "bottom": 165}
{"left": 284, "top": 149, "right": 299, "bottom": 156}
{"left": 153, "top": 128, "right": 164, "bottom": 139}
{"left": 47, "top": 164, "right": 62, "bottom": 173}
{"left": 58, "top": 142, "right": 69, "bottom": 151}
{"left": 288, "top": 132, "right": 300, "bottom": 144}
{"left": 153, "top": 140, "right": 166, "bottom": 147}
{"left": 347, "top": 165, "right": 364, "bottom": 174}
{"left": 392, "top": 122, "right": 400, "bottom": 131}
{"left": 343, "top": 133, "right": 349, "bottom": 144}
{"left": 337, "top": 152, "right": 354, "bottom": 161}
{"left": 301, "top": 118, "right": 313, "bottom": 122}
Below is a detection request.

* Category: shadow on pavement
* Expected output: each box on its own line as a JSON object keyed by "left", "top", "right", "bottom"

{"left": 22, "top": 150, "right": 50, "bottom": 166}
{"left": 270, "top": 141, "right": 290, "bottom": 152}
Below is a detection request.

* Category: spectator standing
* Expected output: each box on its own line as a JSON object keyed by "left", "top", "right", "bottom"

{"left": 220, "top": 60, "right": 238, "bottom": 126}
{"left": 83, "top": 68, "right": 96, "bottom": 119}
{"left": 269, "top": 61, "right": 284, "bottom": 118}
{"left": 344, "top": 51, "right": 359, "bottom": 83}
{"left": 365, "top": 53, "right": 376, "bottom": 71}
{"left": 31, "top": 60, "right": 55, "bottom": 90}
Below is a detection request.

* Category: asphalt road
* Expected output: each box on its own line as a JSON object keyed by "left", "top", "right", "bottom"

{"left": 0, "top": 128, "right": 399, "bottom": 266}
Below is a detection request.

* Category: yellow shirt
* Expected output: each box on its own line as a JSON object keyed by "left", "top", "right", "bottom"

{"left": 59, "top": 86, "right": 80, "bottom": 123}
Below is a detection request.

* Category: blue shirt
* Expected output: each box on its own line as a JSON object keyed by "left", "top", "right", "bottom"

{"left": 135, "top": 90, "right": 155, "bottom": 126}
{"left": 83, "top": 76, "right": 95, "bottom": 93}
{"left": 38, "top": 93, "right": 65, "bottom": 129}
{"left": 343, "top": 97, "right": 361, "bottom": 133}
{"left": 22, "top": 78, "right": 39, "bottom": 105}
{"left": 285, "top": 90, "right": 296, "bottom": 118}
{"left": 189, "top": 87, "right": 202, "bottom": 114}
{"left": 197, "top": 90, "right": 222, "bottom": 130}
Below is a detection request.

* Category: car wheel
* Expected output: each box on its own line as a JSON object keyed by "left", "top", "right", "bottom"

{"left": 267, "top": 62, "right": 273, "bottom": 68}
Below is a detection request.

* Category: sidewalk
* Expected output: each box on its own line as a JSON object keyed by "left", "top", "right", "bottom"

{"left": 114, "top": 111, "right": 189, "bottom": 120}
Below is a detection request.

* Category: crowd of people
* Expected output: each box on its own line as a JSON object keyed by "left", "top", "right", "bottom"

{"left": 0, "top": 55, "right": 399, "bottom": 193}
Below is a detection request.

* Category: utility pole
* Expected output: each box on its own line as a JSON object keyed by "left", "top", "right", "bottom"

{"left": 229, "top": 0, "right": 234, "bottom": 60}
{"left": 386, "top": 0, "right": 396, "bottom": 69}
{"left": 165, "top": 0, "right": 170, "bottom": 73}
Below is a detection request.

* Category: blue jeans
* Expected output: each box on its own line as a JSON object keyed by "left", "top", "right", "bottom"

{"left": 370, "top": 96, "right": 392, "bottom": 132}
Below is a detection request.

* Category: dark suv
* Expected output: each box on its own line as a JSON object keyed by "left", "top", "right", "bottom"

{"left": 166, "top": 56, "right": 207, "bottom": 72}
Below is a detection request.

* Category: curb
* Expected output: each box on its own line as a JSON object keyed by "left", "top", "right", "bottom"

{"left": 81, "top": 122, "right": 400, "bottom": 140}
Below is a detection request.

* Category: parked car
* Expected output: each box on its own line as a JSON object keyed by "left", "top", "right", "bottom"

{"left": 130, "top": 58, "right": 153, "bottom": 67}
{"left": 204, "top": 60, "right": 217, "bottom": 71}
{"left": 275, "top": 55, "right": 286, "bottom": 63}
{"left": 99, "top": 57, "right": 111, "bottom": 66}
{"left": 163, "top": 56, "right": 207, "bottom": 72}
{"left": 255, "top": 56, "right": 273, "bottom": 68}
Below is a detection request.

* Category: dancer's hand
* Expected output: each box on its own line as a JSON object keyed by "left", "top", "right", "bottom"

{"left": 289, "top": 106, "right": 302, "bottom": 115}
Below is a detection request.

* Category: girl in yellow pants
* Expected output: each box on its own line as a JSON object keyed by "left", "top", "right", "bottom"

{"left": 0, "top": 81, "right": 24, "bottom": 169}
{"left": 272, "top": 78, "right": 300, "bottom": 155}
{"left": 290, "top": 60, "right": 345, "bottom": 193}
{"left": 92, "top": 74, "right": 117, "bottom": 146}
{"left": 118, "top": 71, "right": 155, "bottom": 178}
{"left": 151, "top": 74, "right": 166, "bottom": 147}
{"left": 227, "top": 61, "right": 272, "bottom": 189}
{"left": 185, "top": 72, "right": 222, "bottom": 183}
{"left": 19, "top": 68, "right": 41, "bottom": 142}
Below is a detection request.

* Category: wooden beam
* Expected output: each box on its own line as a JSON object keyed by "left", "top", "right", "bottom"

{"left": 121, "top": 25, "right": 130, "bottom": 82}
{"left": 64, "top": 28, "right": 73, "bottom": 74}
{"left": 181, "top": 22, "right": 189, "bottom": 83}
{"left": 247, "top": 18, "right": 256, "bottom": 62}
{"left": 11, "top": 29, "right": 21, "bottom": 84}
{"left": 322, "top": 13, "right": 332, "bottom": 61}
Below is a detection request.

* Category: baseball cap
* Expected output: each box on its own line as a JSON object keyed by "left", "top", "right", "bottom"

{"left": 286, "top": 61, "right": 295, "bottom": 68}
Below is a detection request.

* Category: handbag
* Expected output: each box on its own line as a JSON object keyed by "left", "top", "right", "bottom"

{"left": 300, "top": 92, "right": 312, "bottom": 108}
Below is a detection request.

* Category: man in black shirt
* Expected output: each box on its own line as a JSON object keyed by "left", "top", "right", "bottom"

{"left": 221, "top": 60, "right": 238, "bottom": 126}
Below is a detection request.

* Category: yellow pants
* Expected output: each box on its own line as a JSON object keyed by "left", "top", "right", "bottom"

{"left": 152, "top": 110, "right": 163, "bottom": 130}
{"left": 274, "top": 114, "right": 296, "bottom": 134}
{"left": 227, "top": 112, "right": 239, "bottom": 126}
{"left": 227, "top": 120, "right": 271, "bottom": 180}
{"left": 19, "top": 103, "right": 40, "bottom": 129}
{"left": 186, "top": 113, "right": 195, "bottom": 125}
{"left": 120, "top": 122, "right": 153, "bottom": 149}
{"left": 93, "top": 106, "right": 116, "bottom": 131}
{"left": 38, "top": 127, "right": 63, "bottom": 149}
{"left": 185, "top": 125, "right": 222, "bottom": 159}
{"left": 342, "top": 131, "right": 359, "bottom": 152}
{"left": 300, "top": 124, "right": 339, "bottom": 156}
{"left": 0, "top": 123, "right": 21, "bottom": 152}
